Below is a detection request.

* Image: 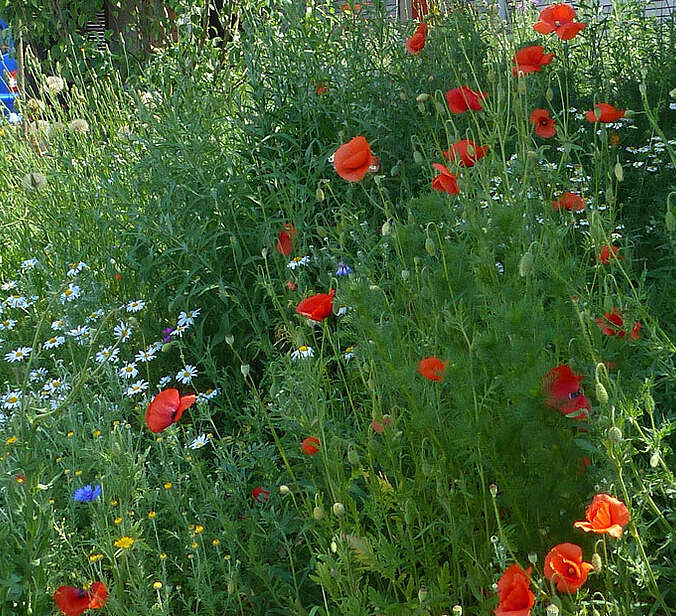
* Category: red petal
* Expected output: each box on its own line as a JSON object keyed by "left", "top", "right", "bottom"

{"left": 174, "top": 394, "right": 197, "bottom": 423}
{"left": 54, "top": 586, "right": 90, "bottom": 616}
{"left": 145, "top": 389, "right": 180, "bottom": 433}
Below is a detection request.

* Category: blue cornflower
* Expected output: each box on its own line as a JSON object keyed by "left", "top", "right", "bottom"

{"left": 336, "top": 261, "right": 352, "bottom": 277}
{"left": 73, "top": 484, "right": 101, "bottom": 502}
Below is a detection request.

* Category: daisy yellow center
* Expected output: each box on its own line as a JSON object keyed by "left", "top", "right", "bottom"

{"left": 292, "top": 257, "right": 303, "bottom": 262}
{"left": 299, "top": 346, "right": 308, "bottom": 352}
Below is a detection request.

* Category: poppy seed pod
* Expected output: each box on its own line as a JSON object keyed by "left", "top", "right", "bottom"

{"left": 607, "top": 426, "right": 622, "bottom": 442}
{"left": 381, "top": 220, "right": 392, "bottom": 236}
{"left": 332, "top": 502, "right": 345, "bottom": 517}
{"left": 528, "top": 552, "right": 537, "bottom": 564}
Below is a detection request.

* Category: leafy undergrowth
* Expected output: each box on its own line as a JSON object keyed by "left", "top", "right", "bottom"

{"left": 0, "top": 1, "right": 674, "bottom": 615}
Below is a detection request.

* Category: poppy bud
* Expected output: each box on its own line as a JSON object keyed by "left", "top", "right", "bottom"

{"left": 240, "top": 364, "right": 250, "bottom": 377}
{"left": 316, "top": 187, "right": 325, "bottom": 202}
{"left": 332, "top": 502, "right": 345, "bottom": 517}
{"left": 649, "top": 452, "right": 660, "bottom": 468}
{"left": 638, "top": 82, "right": 646, "bottom": 96}
{"left": 313, "top": 505, "right": 324, "bottom": 520}
{"left": 528, "top": 552, "right": 537, "bottom": 564}
{"left": 666, "top": 211, "right": 676, "bottom": 233}
{"left": 330, "top": 540, "right": 338, "bottom": 552}
{"left": 347, "top": 449, "right": 360, "bottom": 465}
{"left": 613, "top": 161, "right": 623, "bottom": 182}
{"left": 487, "top": 69, "right": 496, "bottom": 83}
{"left": 227, "top": 580, "right": 235, "bottom": 595}
{"left": 546, "top": 605, "right": 560, "bottom": 616}
{"left": 381, "top": 220, "right": 392, "bottom": 236}
{"left": 518, "top": 251, "right": 534, "bottom": 277}
{"left": 546, "top": 87, "right": 554, "bottom": 102}
{"left": 670, "top": 87, "right": 676, "bottom": 98}
{"left": 488, "top": 483, "right": 498, "bottom": 498}
{"left": 399, "top": 91, "right": 407, "bottom": 101}
{"left": 418, "top": 587, "right": 428, "bottom": 603}
{"left": 413, "top": 151, "right": 424, "bottom": 164}
{"left": 424, "top": 236, "right": 436, "bottom": 256}
{"left": 595, "top": 381, "right": 609, "bottom": 405}
{"left": 416, "top": 93, "right": 429, "bottom": 103}
{"left": 417, "top": 102, "right": 427, "bottom": 114}
{"left": 644, "top": 393, "right": 655, "bottom": 413}
{"left": 111, "top": 442, "right": 121, "bottom": 456}
{"left": 408, "top": 211, "right": 415, "bottom": 224}
{"left": 607, "top": 426, "right": 622, "bottom": 443}
{"left": 452, "top": 606, "right": 463, "bottom": 616}
{"left": 279, "top": 485, "right": 290, "bottom": 495}
{"left": 225, "top": 334, "right": 234, "bottom": 345}
{"left": 591, "top": 552, "right": 602, "bottom": 572}
{"left": 401, "top": 269, "right": 410, "bottom": 280}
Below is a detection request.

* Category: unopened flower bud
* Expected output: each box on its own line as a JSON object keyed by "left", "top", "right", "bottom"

{"left": 591, "top": 552, "right": 602, "bottom": 572}
{"left": 279, "top": 485, "right": 290, "bottom": 495}
{"left": 330, "top": 540, "right": 338, "bottom": 552}
{"left": 416, "top": 93, "right": 430, "bottom": 103}
{"left": 413, "top": 151, "right": 424, "bottom": 164}
{"left": 22, "top": 172, "right": 47, "bottom": 192}
{"left": 518, "top": 252, "right": 534, "bottom": 277}
{"left": 638, "top": 82, "right": 647, "bottom": 96}
{"left": 401, "top": 269, "right": 410, "bottom": 281}
{"left": 240, "top": 364, "right": 250, "bottom": 378}
{"left": 595, "top": 381, "right": 609, "bottom": 405}
{"left": 517, "top": 80, "right": 527, "bottom": 95}
{"left": 670, "top": 87, "right": 676, "bottom": 99}
{"left": 546, "top": 604, "right": 559, "bottom": 616}
{"left": 111, "top": 442, "right": 121, "bottom": 456}
{"left": 417, "top": 102, "right": 426, "bottom": 114}
{"left": 489, "top": 483, "right": 498, "bottom": 498}
{"left": 316, "top": 187, "right": 325, "bottom": 202}
{"left": 399, "top": 91, "right": 407, "bottom": 101}
{"left": 225, "top": 334, "right": 234, "bottom": 345}
{"left": 666, "top": 210, "right": 676, "bottom": 233}
{"left": 261, "top": 247, "right": 269, "bottom": 258}
{"left": 347, "top": 449, "right": 360, "bottom": 465}
{"left": 227, "top": 580, "right": 235, "bottom": 594}
{"left": 452, "top": 606, "right": 463, "bottom": 616}
{"left": 313, "top": 505, "right": 324, "bottom": 520}
{"left": 381, "top": 220, "right": 392, "bottom": 236}
{"left": 418, "top": 586, "right": 428, "bottom": 603}
{"left": 545, "top": 87, "right": 554, "bottom": 102}
{"left": 613, "top": 161, "right": 624, "bottom": 182}
{"left": 607, "top": 426, "right": 622, "bottom": 443}
{"left": 425, "top": 236, "right": 436, "bottom": 256}
{"left": 528, "top": 552, "right": 537, "bottom": 564}
{"left": 332, "top": 502, "right": 345, "bottom": 517}
{"left": 649, "top": 451, "right": 660, "bottom": 468}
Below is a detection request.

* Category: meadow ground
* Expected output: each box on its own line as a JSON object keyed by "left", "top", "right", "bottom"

{"left": 0, "top": 1, "right": 675, "bottom": 615}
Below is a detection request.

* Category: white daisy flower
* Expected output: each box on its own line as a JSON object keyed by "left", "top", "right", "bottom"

{"left": 0, "top": 411, "right": 7, "bottom": 425}
{"left": 95, "top": 346, "right": 120, "bottom": 364}
{"left": 172, "top": 323, "right": 188, "bottom": 338}
{"left": 158, "top": 375, "right": 171, "bottom": 388}
{"left": 290, "top": 345, "right": 314, "bottom": 360}
{"left": 188, "top": 433, "right": 210, "bottom": 449}
{"left": 177, "top": 308, "right": 200, "bottom": 327}
{"left": 51, "top": 319, "right": 66, "bottom": 330}
{"left": 5, "top": 346, "right": 32, "bottom": 362}
{"left": 344, "top": 346, "right": 355, "bottom": 361}
{"left": 29, "top": 368, "right": 48, "bottom": 382}
{"left": 6, "top": 295, "right": 29, "bottom": 309}
{"left": 0, "top": 319, "right": 17, "bottom": 331}
{"left": 150, "top": 340, "right": 164, "bottom": 352}
{"left": 67, "top": 325, "right": 90, "bottom": 340}
{"left": 3, "top": 391, "right": 22, "bottom": 410}
{"left": 176, "top": 365, "right": 198, "bottom": 384}
{"left": 126, "top": 299, "right": 146, "bottom": 313}
{"left": 197, "top": 387, "right": 220, "bottom": 402}
{"left": 135, "top": 346, "right": 157, "bottom": 363}
{"left": 86, "top": 309, "right": 104, "bottom": 321}
{"left": 67, "top": 261, "right": 87, "bottom": 277}
{"left": 119, "top": 362, "right": 138, "bottom": 379}
{"left": 60, "top": 283, "right": 81, "bottom": 303}
{"left": 125, "top": 379, "right": 149, "bottom": 397}
{"left": 287, "top": 256, "right": 310, "bottom": 270}
{"left": 43, "top": 336, "right": 65, "bottom": 349}
{"left": 1, "top": 281, "right": 17, "bottom": 291}
{"left": 21, "top": 258, "right": 39, "bottom": 271}
{"left": 44, "top": 378, "right": 68, "bottom": 394}
{"left": 114, "top": 321, "right": 132, "bottom": 342}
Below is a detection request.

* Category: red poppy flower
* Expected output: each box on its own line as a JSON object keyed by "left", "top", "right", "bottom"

{"left": 544, "top": 543, "right": 594, "bottom": 593}
{"left": 276, "top": 223, "right": 296, "bottom": 255}
{"left": 543, "top": 365, "right": 590, "bottom": 420}
{"left": 446, "top": 86, "right": 487, "bottom": 114}
{"left": 431, "top": 163, "right": 459, "bottom": 195}
{"left": 598, "top": 245, "right": 621, "bottom": 265}
{"left": 315, "top": 82, "right": 328, "bottom": 96}
{"left": 530, "top": 109, "right": 557, "bottom": 138}
{"left": 406, "top": 22, "right": 428, "bottom": 54}
{"left": 574, "top": 493, "right": 630, "bottom": 538}
{"left": 54, "top": 582, "right": 108, "bottom": 616}
{"left": 301, "top": 436, "right": 320, "bottom": 455}
{"left": 552, "top": 192, "right": 585, "bottom": 211}
{"left": 443, "top": 139, "right": 488, "bottom": 167}
{"left": 595, "top": 307, "right": 625, "bottom": 337}
{"left": 296, "top": 289, "right": 335, "bottom": 322}
{"left": 629, "top": 321, "right": 642, "bottom": 340}
{"left": 585, "top": 103, "right": 625, "bottom": 123}
{"left": 512, "top": 45, "right": 555, "bottom": 76}
{"left": 333, "top": 136, "right": 377, "bottom": 182}
{"left": 412, "top": 0, "right": 429, "bottom": 19}
{"left": 342, "top": 2, "right": 362, "bottom": 11}
{"left": 145, "top": 388, "right": 196, "bottom": 433}
{"left": 251, "top": 486, "right": 270, "bottom": 502}
{"left": 494, "top": 563, "right": 534, "bottom": 616}
{"left": 418, "top": 356, "right": 447, "bottom": 381}
{"left": 371, "top": 415, "right": 394, "bottom": 433}
{"left": 533, "top": 4, "right": 586, "bottom": 40}
{"left": 114, "top": 272, "right": 122, "bottom": 280}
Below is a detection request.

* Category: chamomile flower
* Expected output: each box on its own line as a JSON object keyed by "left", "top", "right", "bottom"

{"left": 21, "top": 258, "right": 39, "bottom": 271}
{"left": 290, "top": 345, "right": 314, "bottom": 360}
{"left": 6, "top": 295, "right": 29, "bottom": 309}
{"left": 172, "top": 323, "right": 188, "bottom": 338}
{"left": 125, "top": 380, "right": 149, "bottom": 397}
{"left": 287, "top": 256, "right": 310, "bottom": 269}
{"left": 135, "top": 346, "right": 157, "bottom": 363}
{"left": 126, "top": 299, "right": 146, "bottom": 313}
{"left": 43, "top": 336, "right": 65, "bottom": 350}
{"left": 0, "top": 319, "right": 17, "bottom": 331}
{"left": 114, "top": 321, "right": 132, "bottom": 342}
{"left": 67, "top": 261, "right": 87, "bottom": 277}
{"left": 197, "top": 387, "right": 220, "bottom": 402}
{"left": 119, "top": 362, "right": 138, "bottom": 379}
{"left": 158, "top": 375, "right": 171, "bottom": 388}
{"left": 178, "top": 309, "right": 200, "bottom": 328}
{"left": 51, "top": 319, "right": 66, "bottom": 330}
{"left": 96, "top": 346, "right": 120, "bottom": 364}
{"left": 67, "top": 325, "right": 90, "bottom": 341}
{"left": 60, "top": 283, "right": 81, "bottom": 303}
{"left": 176, "top": 365, "right": 198, "bottom": 384}
{"left": 344, "top": 346, "right": 355, "bottom": 361}
{"left": 1, "top": 281, "right": 17, "bottom": 291}
{"left": 3, "top": 391, "right": 21, "bottom": 410}
{"left": 5, "top": 346, "right": 32, "bottom": 363}
{"left": 189, "top": 434, "right": 210, "bottom": 449}
{"left": 0, "top": 411, "right": 7, "bottom": 425}
{"left": 29, "top": 367, "right": 48, "bottom": 382}
{"left": 86, "top": 309, "right": 104, "bottom": 321}
{"left": 44, "top": 378, "right": 68, "bottom": 394}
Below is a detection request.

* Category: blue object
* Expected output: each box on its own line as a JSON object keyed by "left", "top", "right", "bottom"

{"left": 73, "top": 484, "right": 102, "bottom": 503}
{"left": 0, "top": 17, "right": 18, "bottom": 113}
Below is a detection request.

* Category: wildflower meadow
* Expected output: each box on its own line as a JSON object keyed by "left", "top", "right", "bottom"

{"left": 0, "top": 1, "right": 675, "bottom": 615}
